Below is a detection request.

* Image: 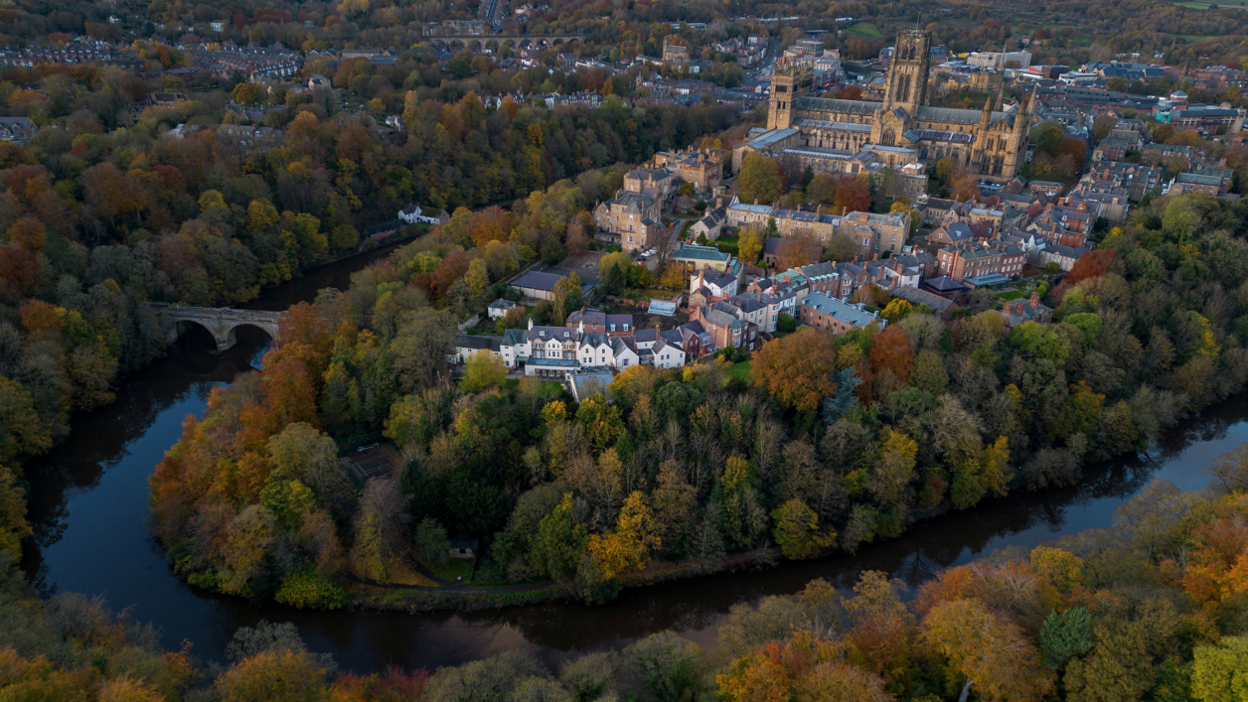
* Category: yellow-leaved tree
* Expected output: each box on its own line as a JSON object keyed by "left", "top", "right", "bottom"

{"left": 587, "top": 491, "right": 660, "bottom": 581}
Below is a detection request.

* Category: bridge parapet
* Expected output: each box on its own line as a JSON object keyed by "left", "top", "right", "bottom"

{"left": 144, "top": 303, "right": 285, "bottom": 353}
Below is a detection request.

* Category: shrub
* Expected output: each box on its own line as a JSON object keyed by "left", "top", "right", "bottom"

{"left": 274, "top": 567, "right": 351, "bottom": 610}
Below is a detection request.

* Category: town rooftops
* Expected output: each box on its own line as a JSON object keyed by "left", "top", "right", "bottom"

{"left": 605, "top": 191, "right": 656, "bottom": 211}
{"left": 674, "top": 243, "right": 732, "bottom": 262}
{"left": 889, "top": 284, "right": 956, "bottom": 313}
{"left": 1176, "top": 172, "right": 1223, "bottom": 186}
{"left": 728, "top": 200, "right": 774, "bottom": 215}
{"left": 794, "top": 118, "right": 873, "bottom": 132}
{"left": 740, "top": 127, "right": 800, "bottom": 150}
{"left": 800, "top": 292, "right": 882, "bottom": 328}
{"left": 963, "top": 273, "right": 1012, "bottom": 287}
{"left": 456, "top": 335, "right": 502, "bottom": 352}
{"left": 510, "top": 271, "right": 566, "bottom": 292}
{"left": 922, "top": 276, "right": 969, "bottom": 294}
{"left": 793, "top": 96, "right": 882, "bottom": 115}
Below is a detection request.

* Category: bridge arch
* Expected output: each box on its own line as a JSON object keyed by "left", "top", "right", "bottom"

{"left": 145, "top": 304, "right": 285, "bottom": 354}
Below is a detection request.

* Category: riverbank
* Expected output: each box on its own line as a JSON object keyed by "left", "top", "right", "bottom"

{"left": 343, "top": 549, "right": 784, "bottom": 613}
{"left": 22, "top": 336, "right": 1248, "bottom": 672}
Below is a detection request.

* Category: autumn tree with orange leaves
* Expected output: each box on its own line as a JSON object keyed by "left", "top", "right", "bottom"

{"left": 750, "top": 329, "right": 838, "bottom": 413}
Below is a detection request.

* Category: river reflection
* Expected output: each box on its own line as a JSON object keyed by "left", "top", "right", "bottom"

{"left": 18, "top": 261, "right": 1248, "bottom": 672}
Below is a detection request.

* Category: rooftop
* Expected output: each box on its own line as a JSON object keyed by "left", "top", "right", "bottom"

{"left": 511, "top": 270, "right": 566, "bottom": 292}
{"left": 800, "top": 292, "right": 882, "bottom": 328}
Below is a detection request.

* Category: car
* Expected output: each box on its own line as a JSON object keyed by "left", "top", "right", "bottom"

{"left": 635, "top": 257, "right": 647, "bottom": 263}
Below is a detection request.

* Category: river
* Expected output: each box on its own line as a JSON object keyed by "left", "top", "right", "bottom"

{"left": 18, "top": 248, "right": 1248, "bottom": 674}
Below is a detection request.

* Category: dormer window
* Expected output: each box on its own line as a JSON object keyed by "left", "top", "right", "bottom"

{"left": 539, "top": 331, "right": 545, "bottom": 337}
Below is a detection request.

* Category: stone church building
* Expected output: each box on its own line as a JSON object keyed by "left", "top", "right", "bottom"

{"left": 739, "top": 29, "right": 1034, "bottom": 180}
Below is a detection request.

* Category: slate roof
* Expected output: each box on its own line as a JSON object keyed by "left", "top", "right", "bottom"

{"left": 511, "top": 271, "right": 566, "bottom": 292}
{"left": 800, "top": 292, "right": 880, "bottom": 327}
{"left": 793, "top": 96, "right": 882, "bottom": 115}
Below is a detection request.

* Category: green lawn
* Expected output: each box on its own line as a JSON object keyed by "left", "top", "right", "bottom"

{"left": 846, "top": 22, "right": 884, "bottom": 38}
{"left": 726, "top": 361, "right": 753, "bottom": 382}
{"left": 995, "top": 290, "right": 1026, "bottom": 301}
{"left": 428, "top": 559, "right": 473, "bottom": 583}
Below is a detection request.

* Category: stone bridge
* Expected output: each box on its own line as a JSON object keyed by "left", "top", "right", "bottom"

{"left": 145, "top": 303, "right": 285, "bottom": 353}
{"left": 425, "top": 33, "right": 584, "bottom": 50}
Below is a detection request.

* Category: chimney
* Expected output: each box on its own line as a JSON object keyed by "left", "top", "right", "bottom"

{"left": 754, "top": 198, "right": 759, "bottom": 205}
{"left": 1030, "top": 291, "right": 1039, "bottom": 309}
{"left": 858, "top": 212, "right": 868, "bottom": 224}
{"left": 528, "top": 318, "right": 534, "bottom": 330}
{"left": 816, "top": 204, "right": 822, "bottom": 215}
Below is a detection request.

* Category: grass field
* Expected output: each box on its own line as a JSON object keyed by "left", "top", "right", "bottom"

{"left": 726, "top": 361, "right": 753, "bottom": 382}
{"left": 995, "top": 290, "right": 1026, "bottom": 301}
{"left": 428, "top": 559, "right": 473, "bottom": 583}
{"left": 846, "top": 22, "right": 884, "bottom": 38}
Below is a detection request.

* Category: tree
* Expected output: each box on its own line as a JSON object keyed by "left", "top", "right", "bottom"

{"left": 414, "top": 517, "right": 450, "bottom": 565}
{"left": 774, "top": 231, "right": 821, "bottom": 270}
{"left": 7, "top": 216, "right": 45, "bottom": 252}
{"left": 650, "top": 461, "right": 697, "bottom": 558}
{"left": 691, "top": 509, "right": 727, "bottom": 573}
{"left": 267, "top": 423, "right": 341, "bottom": 500}
{"left": 833, "top": 174, "right": 872, "bottom": 213}
{"left": 750, "top": 329, "right": 838, "bottom": 413}
{"left": 221, "top": 505, "right": 277, "bottom": 596}
{"left": 0, "top": 463, "right": 31, "bottom": 562}
{"left": 869, "top": 429, "right": 917, "bottom": 508}
{"left": 1040, "top": 607, "right": 1092, "bottom": 670}
{"left": 776, "top": 313, "right": 797, "bottom": 334}
{"left": 0, "top": 376, "right": 52, "bottom": 462}
{"left": 738, "top": 227, "right": 766, "bottom": 262}
{"left": 391, "top": 309, "right": 457, "bottom": 392}
{"left": 1208, "top": 444, "right": 1248, "bottom": 493}
{"left": 869, "top": 326, "right": 915, "bottom": 384}
{"left": 738, "top": 153, "right": 782, "bottom": 205}
{"left": 587, "top": 491, "right": 660, "bottom": 581}
{"left": 922, "top": 597, "right": 1055, "bottom": 702}
{"left": 462, "top": 350, "right": 506, "bottom": 393}
{"left": 1192, "top": 636, "right": 1248, "bottom": 702}
{"left": 352, "top": 477, "right": 410, "bottom": 580}
{"left": 1032, "top": 120, "right": 1067, "bottom": 154}
{"left": 825, "top": 232, "right": 860, "bottom": 263}
{"left": 771, "top": 499, "right": 836, "bottom": 560}
{"left": 880, "top": 298, "right": 913, "bottom": 324}
{"left": 627, "top": 632, "right": 706, "bottom": 702}
{"left": 216, "top": 649, "right": 330, "bottom": 702}
{"left": 806, "top": 173, "right": 838, "bottom": 204}
{"left": 530, "top": 493, "right": 587, "bottom": 581}
{"left": 577, "top": 394, "right": 626, "bottom": 452}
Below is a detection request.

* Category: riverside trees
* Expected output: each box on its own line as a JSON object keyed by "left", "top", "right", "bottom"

{"left": 145, "top": 185, "right": 1248, "bottom": 612}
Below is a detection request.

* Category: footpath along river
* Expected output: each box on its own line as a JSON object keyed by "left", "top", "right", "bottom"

{"left": 18, "top": 245, "right": 1248, "bottom": 673}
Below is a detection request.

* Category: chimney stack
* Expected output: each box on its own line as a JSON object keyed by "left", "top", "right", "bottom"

{"left": 1030, "top": 291, "right": 1039, "bottom": 309}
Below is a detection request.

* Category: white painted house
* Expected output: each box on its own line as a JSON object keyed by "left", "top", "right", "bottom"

{"left": 398, "top": 204, "right": 451, "bottom": 226}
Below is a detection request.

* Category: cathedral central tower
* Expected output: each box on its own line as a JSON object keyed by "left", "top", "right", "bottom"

{"left": 882, "top": 29, "right": 931, "bottom": 115}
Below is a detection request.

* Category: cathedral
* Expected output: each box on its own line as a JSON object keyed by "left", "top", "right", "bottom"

{"left": 761, "top": 29, "right": 1034, "bottom": 179}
